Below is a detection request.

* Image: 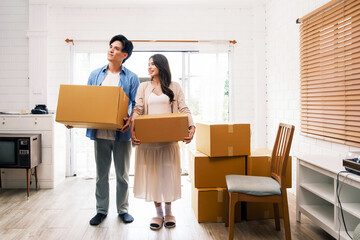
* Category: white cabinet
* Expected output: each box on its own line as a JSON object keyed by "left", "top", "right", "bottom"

{"left": 0, "top": 114, "right": 66, "bottom": 189}
{"left": 296, "top": 157, "right": 360, "bottom": 240}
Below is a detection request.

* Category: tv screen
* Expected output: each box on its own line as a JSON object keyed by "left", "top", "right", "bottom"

{"left": 0, "top": 141, "right": 16, "bottom": 165}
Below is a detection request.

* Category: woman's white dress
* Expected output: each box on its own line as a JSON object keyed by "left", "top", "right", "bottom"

{"left": 133, "top": 93, "right": 181, "bottom": 202}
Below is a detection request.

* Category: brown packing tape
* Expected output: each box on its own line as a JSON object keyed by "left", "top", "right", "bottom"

{"left": 217, "top": 188, "right": 223, "bottom": 202}
{"left": 228, "top": 124, "right": 234, "bottom": 133}
{"left": 217, "top": 188, "right": 224, "bottom": 223}
{"left": 228, "top": 124, "right": 234, "bottom": 156}
{"left": 228, "top": 146, "right": 233, "bottom": 156}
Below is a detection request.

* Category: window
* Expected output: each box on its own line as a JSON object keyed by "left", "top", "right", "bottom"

{"left": 70, "top": 45, "right": 230, "bottom": 177}
{"left": 298, "top": 0, "right": 360, "bottom": 148}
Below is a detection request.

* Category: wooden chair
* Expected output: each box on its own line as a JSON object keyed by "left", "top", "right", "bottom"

{"left": 225, "top": 123, "right": 295, "bottom": 240}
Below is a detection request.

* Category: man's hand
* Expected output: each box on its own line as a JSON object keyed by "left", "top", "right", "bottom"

{"left": 118, "top": 117, "right": 130, "bottom": 133}
{"left": 184, "top": 125, "right": 195, "bottom": 144}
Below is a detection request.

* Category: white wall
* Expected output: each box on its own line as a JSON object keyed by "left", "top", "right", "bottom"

{"left": 265, "top": 0, "right": 360, "bottom": 185}
{"left": 0, "top": 0, "right": 29, "bottom": 111}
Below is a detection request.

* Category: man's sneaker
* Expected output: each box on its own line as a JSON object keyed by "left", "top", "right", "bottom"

{"left": 89, "top": 213, "right": 107, "bottom": 226}
{"left": 119, "top": 213, "right": 134, "bottom": 223}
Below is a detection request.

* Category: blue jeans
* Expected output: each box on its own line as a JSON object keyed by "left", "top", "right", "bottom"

{"left": 94, "top": 138, "right": 131, "bottom": 215}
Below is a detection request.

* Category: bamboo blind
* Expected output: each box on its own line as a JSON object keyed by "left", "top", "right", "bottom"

{"left": 299, "top": 0, "right": 360, "bottom": 148}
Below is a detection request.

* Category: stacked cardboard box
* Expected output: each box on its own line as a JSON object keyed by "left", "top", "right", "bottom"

{"left": 196, "top": 122, "right": 251, "bottom": 157}
{"left": 246, "top": 148, "right": 292, "bottom": 220}
{"left": 190, "top": 123, "right": 250, "bottom": 223}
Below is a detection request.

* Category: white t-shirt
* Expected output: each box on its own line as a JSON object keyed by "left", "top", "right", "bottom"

{"left": 96, "top": 70, "right": 120, "bottom": 140}
{"left": 148, "top": 92, "right": 171, "bottom": 115}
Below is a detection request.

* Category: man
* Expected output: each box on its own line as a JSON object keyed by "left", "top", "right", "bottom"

{"left": 85, "top": 34, "right": 139, "bottom": 225}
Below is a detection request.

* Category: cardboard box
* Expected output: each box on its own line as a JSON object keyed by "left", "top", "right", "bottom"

{"left": 134, "top": 113, "right": 188, "bottom": 143}
{"left": 246, "top": 148, "right": 292, "bottom": 220}
{"left": 189, "top": 150, "right": 246, "bottom": 188}
{"left": 196, "top": 122, "right": 250, "bottom": 157}
{"left": 55, "top": 85, "right": 129, "bottom": 130}
{"left": 246, "top": 202, "right": 284, "bottom": 220}
{"left": 191, "top": 185, "right": 242, "bottom": 223}
{"left": 248, "top": 148, "right": 292, "bottom": 188}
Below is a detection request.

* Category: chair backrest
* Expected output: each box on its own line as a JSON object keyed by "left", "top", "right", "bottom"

{"left": 270, "top": 123, "right": 295, "bottom": 190}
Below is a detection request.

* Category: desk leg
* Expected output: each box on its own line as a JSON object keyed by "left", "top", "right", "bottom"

{"left": 296, "top": 210, "right": 301, "bottom": 223}
{"left": 26, "top": 169, "right": 30, "bottom": 199}
{"left": 35, "top": 166, "right": 38, "bottom": 189}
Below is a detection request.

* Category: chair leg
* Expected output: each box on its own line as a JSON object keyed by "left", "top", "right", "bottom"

{"left": 273, "top": 203, "right": 280, "bottom": 230}
{"left": 225, "top": 191, "right": 229, "bottom": 227}
{"left": 26, "top": 168, "right": 30, "bottom": 199}
{"left": 228, "top": 193, "right": 237, "bottom": 240}
{"left": 282, "top": 192, "right": 291, "bottom": 240}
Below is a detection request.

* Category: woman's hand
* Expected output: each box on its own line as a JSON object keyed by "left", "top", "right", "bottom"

{"left": 131, "top": 134, "right": 141, "bottom": 145}
{"left": 130, "top": 121, "right": 141, "bottom": 145}
{"left": 184, "top": 125, "right": 195, "bottom": 144}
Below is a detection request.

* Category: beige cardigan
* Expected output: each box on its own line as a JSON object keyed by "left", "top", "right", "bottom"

{"left": 131, "top": 81, "right": 194, "bottom": 127}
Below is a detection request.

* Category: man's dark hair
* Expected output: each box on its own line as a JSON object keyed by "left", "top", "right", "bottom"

{"left": 109, "top": 34, "right": 133, "bottom": 63}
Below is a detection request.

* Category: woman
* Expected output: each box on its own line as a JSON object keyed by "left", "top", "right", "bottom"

{"left": 131, "top": 54, "right": 195, "bottom": 230}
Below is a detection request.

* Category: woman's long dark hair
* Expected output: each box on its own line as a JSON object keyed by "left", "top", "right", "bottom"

{"left": 150, "top": 54, "right": 174, "bottom": 103}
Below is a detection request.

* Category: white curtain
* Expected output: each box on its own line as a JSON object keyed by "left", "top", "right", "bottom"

{"left": 70, "top": 42, "right": 108, "bottom": 179}
{"left": 197, "top": 41, "right": 231, "bottom": 122}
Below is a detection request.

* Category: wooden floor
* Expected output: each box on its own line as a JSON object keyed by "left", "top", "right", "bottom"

{"left": 0, "top": 176, "right": 335, "bottom": 240}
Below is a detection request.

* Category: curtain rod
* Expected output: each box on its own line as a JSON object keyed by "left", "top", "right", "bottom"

{"left": 296, "top": 0, "right": 344, "bottom": 24}
{"left": 65, "top": 38, "right": 237, "bottom": 45}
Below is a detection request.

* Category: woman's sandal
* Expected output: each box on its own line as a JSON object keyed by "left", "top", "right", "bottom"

{"left": 150, "top": 217, "right": 164, "bottom": 230}
{"left": 164, "top": 215, "right": 176, "bottom": 228}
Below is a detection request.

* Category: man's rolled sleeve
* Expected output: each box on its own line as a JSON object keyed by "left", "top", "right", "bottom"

{"left": 130, "top": 76, "right": 140, "bottom": 109}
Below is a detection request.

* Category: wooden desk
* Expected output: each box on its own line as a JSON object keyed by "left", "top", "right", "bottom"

{"left": 0, "top": 166, "right": 39, "bottom": 199}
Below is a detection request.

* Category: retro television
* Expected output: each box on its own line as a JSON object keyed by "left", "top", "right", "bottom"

{"left": 0, "top": 134, "right": 41, "bottom": 169}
